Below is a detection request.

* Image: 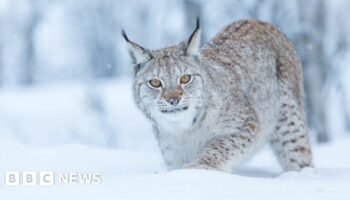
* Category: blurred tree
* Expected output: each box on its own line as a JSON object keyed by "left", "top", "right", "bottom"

{"left": 0, "top": 43, "right": 2, "bottom": 86}
{"left": 327, "top": 28, "right": 350, "bottom": 134}
{"left": 21, "top": 0, "right": 42, "bottom": 85}
{"left": 0, "top": 0, "right": 37, "bottom": 86}
{"left": 68, "top": 0, "right": 118, "bottom": 79}
{"left": 294, "top": 0, "right": 329, "bottom": 142}
{"left": 68, "top": 0, "right": 119, "bottom": 147}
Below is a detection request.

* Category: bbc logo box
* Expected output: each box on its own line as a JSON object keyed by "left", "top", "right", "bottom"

{"left": 5, "top": 171, "right": 54, "bottom": 186}
{"left": 5, "top": 171, "right": 20, "bottom": 186}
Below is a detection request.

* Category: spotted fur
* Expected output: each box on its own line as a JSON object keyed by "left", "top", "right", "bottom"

{"left": 123, "top": 19, "right": 313, "bottom": 172}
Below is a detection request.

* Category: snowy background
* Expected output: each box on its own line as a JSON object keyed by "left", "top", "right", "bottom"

{"left": 0, "top": 0, "right": 349, "bottom": 199}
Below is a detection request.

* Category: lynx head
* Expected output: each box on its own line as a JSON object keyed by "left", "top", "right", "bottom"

{"left": 122, "top": 19, "right": 203, "bottom": 123}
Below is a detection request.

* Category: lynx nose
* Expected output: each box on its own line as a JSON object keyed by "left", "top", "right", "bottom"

{"left": 164, "top": 89, "right": 183, "bottom": 106}
{"left": 168, "top": 97, "right": 180, "bottom": 106}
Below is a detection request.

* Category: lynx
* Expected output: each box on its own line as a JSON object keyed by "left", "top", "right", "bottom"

{"left": 122, "top": 19, "right": 313, "bottom": 172}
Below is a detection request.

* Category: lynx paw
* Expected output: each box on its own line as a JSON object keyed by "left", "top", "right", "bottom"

{"left": 183, "top": 162, "right": 217, "bottom": 171}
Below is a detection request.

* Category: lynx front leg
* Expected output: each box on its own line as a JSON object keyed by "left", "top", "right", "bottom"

{"left": 184, "top": 125, "right": 259, "bottom": 172}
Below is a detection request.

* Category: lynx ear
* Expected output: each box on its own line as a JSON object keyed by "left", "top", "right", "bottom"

{"left": 121, "top": 30, "right": 153, "bottom": 65}
{"left": 185, "top": 18, "right": 201, "bottom": 56}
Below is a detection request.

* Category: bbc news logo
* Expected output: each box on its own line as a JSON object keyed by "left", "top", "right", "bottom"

{"left": 5, "top": 171, "right": 102, "bottom": 186}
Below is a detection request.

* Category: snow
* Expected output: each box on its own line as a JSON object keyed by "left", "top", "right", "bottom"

{"left": 0, "top": 79, "right": 158, "bottom": 151}
{"left": 0, "top": 80, "right": 349, "bottom": 200}
{"left": 0, "top": 134, "right": 349, "bottom": 200}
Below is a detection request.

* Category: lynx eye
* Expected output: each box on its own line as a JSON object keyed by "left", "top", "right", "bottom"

{"left": 180, "top": 74, "right": 191, "bottom": 84}
{"left": 149, "top": 79, "right": 162, "bottom": 88}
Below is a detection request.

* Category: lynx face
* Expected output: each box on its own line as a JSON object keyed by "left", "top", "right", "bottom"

{"left": 123, "top": 19, "right": 203, "bottom": 122}
{"left": 134, "top": 53, "right": 203, "bottom": 122}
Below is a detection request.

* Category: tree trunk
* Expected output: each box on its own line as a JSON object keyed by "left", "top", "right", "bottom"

{"left": 297, "top": 0, "right": 329, "bottom": 143}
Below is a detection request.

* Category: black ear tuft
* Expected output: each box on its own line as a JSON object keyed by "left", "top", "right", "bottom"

{"left": 196, "top": 17, "right": 200, "bottom": 30}
{"left": 185, "top": 17, "right": 201, "bottom": 56}
{"left": 121, "top": 29, "right": 153, "bottom": 66}
{"left": 121, "top": 29, "right": 130, "bottom": 42}
{"left": 187, "top": 18, "right": 200, "bottom": 45}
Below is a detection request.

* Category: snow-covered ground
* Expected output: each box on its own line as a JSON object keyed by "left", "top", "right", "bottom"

{"left": 0, "top": 80, "right": 349, "bottom": 200}
{"left": 0, "top": 135, "right": 349, "bottom": 200}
